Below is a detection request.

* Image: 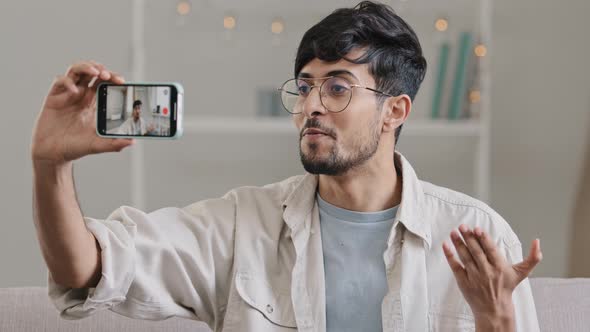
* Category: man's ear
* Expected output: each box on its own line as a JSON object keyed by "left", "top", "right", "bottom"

{"left": 382, "top": 94, "right": 412, "bottom": 133}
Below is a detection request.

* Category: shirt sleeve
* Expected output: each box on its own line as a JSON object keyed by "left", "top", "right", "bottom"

{"left": 47, "top": 194, "right": 237, "bottom": 330}
{"left": 500, "top": 235, "right": 541, "bottom": 332}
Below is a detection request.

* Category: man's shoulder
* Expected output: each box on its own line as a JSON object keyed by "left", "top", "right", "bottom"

{"left": 420, "top": 180, "right": 493, "bottom": 213}
{"left": 223, "top": 174, "right": 307, "bottom": 204}
{"left": 420, "top": 180, "right": 519, "bottom": 245}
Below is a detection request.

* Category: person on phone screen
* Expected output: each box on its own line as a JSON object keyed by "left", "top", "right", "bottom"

{"left": 31, "top": 1, "right": 541, "bottom": 331}
{"left": 115, "top": 100, "right": 156, "bottom": 135}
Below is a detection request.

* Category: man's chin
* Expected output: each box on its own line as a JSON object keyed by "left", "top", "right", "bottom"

{"left": 300, "top": 152, "right": 339, "bottom": 175}
{"left": 301, "top": 160, "right": 343, "bottom": 176}
{"left": 301, "top": 139, "right": 333, "bottom": 154}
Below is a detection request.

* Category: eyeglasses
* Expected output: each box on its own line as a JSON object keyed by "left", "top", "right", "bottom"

{"left": 277, "top": 76, "right": 394, "bottom": 114}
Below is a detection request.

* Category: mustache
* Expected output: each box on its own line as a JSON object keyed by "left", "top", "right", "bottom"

{"left": 300, "top": 118, "right": 336, "bottom": 139}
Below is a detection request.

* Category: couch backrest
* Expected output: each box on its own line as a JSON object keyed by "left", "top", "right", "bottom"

{"left": 1, "top": 278, "right": 589, "bottom": 331}
{"left": 0, "top": 287, "right": 211, "bottom": 332}
{"left": 530, "top": 277, "right": 590, "bottom": 332}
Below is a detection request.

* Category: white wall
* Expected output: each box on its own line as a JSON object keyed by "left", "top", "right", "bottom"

{"left": 491, "top": 0, "right": 590, "bottom": 277}
{"left": 0, "top": 0, "right": 588, "bottom": 287}
{"left": 0, "top": 1, "right": 134, "bottom": 287}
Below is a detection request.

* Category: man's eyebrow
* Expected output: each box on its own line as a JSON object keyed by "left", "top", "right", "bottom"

{"left": 298, "top": 70, "right": 359, "bottom": 81}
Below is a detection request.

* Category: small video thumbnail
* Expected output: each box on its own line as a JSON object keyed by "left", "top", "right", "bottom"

{"left": 106, "top": 85, "right": 172, "bottom": 136}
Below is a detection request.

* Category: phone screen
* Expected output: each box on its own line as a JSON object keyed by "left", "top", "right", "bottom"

{"left": 97, "top": 83, "right": 179, "bottom": 138}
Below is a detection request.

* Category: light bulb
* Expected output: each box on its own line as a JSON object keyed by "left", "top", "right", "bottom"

{"left": 474, "top": 44, "right": 487, "bottom": 57}
{"left": 469, "top": 90, "right": 481, "bottom": 104}
{"left": 177, "top": 1, "right": 191, "bottom": 16}
{"left": 271, "top": 19, "right": 284, "bottom": 34}
{"left": 435, "top": 18, "right": 448, "bottom": 32}
{"left": 224, "top": 16, "right": 236, "bottom": 30}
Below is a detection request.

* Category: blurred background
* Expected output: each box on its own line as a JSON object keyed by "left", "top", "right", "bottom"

{"left": 1, "top": 0, "right": 589, "bottom": 287}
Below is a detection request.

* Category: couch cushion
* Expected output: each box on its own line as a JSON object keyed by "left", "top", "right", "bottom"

{"left": 530, "top": 277, "right": 590, "bottom": 332}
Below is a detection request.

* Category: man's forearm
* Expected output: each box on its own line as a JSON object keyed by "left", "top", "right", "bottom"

{"left": 32, "top": 161, "right": 102, "bottom": 288}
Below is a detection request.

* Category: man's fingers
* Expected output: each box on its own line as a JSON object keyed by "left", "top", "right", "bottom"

{"left": 450, "top": 229, "right": 477, "bottom": 272}
{"left": 94, "top": 138, "right": 135, "bottom": 153}
{"left": 110, "top": 71, "right": 125, "bottom": 84}
{"left": 88, "top": 60, "right": 106, "bottom": 73}
{"left": 512, "top": 239, "right": 542, "bottom": 283}
{"left": 65, "top": 62, "right": 101, "bottom": 83}
{"left": 47, "top": 76, "right": 82, "bottom": 108}
{"left": 459, "top": 224, "right": 490, "bottom": 269}
{"left": 89, "top": 70, "right": 124, "bottom": 90}
{"left": 65, "top": 61, "right": 123, "bottom": 89}
{"left": 474, "top": 227, "right": 503, "bottom": 267}
{"left": 443, "top": 241, "right": 467, "bottom": 281}
{"left": 53, "top": 75, "right": 79, "bottom": 95}
{"left": 80, "top": 69, "right": 125, "bottom": 107}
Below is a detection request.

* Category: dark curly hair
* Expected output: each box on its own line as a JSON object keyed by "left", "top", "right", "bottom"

{"left": 295, "top": 1, "right": 427, "bottom": 145}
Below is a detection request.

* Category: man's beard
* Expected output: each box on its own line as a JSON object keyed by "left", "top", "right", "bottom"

{"left": 299, "top": 118, "right": 381, "bottom": 176}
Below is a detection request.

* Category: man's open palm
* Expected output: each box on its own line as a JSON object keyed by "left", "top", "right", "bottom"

{"left": 442, "top": 224, "right": 542, "bottom": 328}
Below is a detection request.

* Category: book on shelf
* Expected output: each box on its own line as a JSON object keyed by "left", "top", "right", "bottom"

{"left": 430, "top": 30, "right": 480, "bottom": 122}
{"left": 430, "top": 41, "right": 450, "bottom": 119}
{"left": 447, "top": 31, "right": 473, "bottom": 120}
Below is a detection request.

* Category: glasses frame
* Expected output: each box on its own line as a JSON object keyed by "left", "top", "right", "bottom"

{"left": 277, "top": 76, "right": 395, "bottom": 114}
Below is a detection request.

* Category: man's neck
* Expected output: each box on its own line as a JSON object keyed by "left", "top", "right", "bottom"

{"left": 317, "top": 155, "right": 401, "bottom": 212}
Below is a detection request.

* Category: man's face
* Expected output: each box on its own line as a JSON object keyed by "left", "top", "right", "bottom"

{"left": 132, "top": 105, "right": 141, "bottom": 120}
{"left": 293, "top": 48, "right": 386, "bottom": 176}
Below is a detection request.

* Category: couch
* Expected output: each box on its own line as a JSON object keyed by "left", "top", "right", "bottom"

{"left": 0, "top": 278, "right": 588, "bottom": 331}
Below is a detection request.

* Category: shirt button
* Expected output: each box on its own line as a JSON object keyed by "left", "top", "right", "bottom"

{"left": 266, "top": 304, "right": 273, "bottom": 314}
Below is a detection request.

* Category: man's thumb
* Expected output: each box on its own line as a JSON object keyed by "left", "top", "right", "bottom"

{"left": 99, "top": 138, "right": 135, "bottom": 153}
{"left": 513, "top": 239, "right": 542, "bottom": 283}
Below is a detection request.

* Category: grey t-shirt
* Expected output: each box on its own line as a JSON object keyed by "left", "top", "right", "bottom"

{"left": 317, "top": 193, "right": 399, "bottom": 332}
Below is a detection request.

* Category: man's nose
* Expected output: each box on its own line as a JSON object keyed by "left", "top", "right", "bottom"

{"left": 302, "top": 87, "right": 327, "bottom": 118}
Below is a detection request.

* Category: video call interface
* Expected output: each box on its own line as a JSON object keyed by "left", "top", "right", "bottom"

{"left": 105, "top": 85, "right": 172, "bottom": 136}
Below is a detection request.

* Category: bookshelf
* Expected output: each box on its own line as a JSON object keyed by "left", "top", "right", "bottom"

{"left": 129, "top": 0, "right": 493, "bottom": 209}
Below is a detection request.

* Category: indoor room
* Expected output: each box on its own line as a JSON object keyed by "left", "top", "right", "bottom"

{"left": 1, "top": 0, "right": 589, "bottom": 331}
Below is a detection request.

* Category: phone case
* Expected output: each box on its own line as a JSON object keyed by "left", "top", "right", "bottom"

{"left": 96, "top": 82, "right": 184, "bottom": 140}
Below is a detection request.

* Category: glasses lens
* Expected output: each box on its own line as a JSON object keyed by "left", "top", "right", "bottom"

{"left": 280, "top": 79, "right": 308, "bottom": 114}
{"left": 321, "top": 77, "right": 353, "bottom": 113}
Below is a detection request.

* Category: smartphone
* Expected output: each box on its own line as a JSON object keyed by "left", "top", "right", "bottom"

{"left": 96, "top": 82, "right": 183, "bottom": 139}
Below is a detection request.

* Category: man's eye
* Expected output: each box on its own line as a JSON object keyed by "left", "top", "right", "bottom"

{"left": 330, "top": 85, "right": 348, "bottom": 94}
{"left": 298, "top": 85, "right": 311, "bottom": 95}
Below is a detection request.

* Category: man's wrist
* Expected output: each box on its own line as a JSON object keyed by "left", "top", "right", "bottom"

{"left": 474, "top": 303, "right": 516, "bottom": 332}
{"left": 33, "top": 160, "right": 74, "bottom": 184}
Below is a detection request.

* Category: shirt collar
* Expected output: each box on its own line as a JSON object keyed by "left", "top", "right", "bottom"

{"left": 392, "top": 150, "right": 431, "bottom": 248}
{"left": 282, "top": 150, "right": 431, "bottom": 248}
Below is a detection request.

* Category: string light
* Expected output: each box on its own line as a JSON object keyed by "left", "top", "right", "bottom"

{"left": 224, "top": 15, "right": 236, "bottom": 30}
{"left": 271, "top": 19, "right": 284, "bottom": 34}
{"left": 474, "top": 44, "right": 487, "bottom": 57}
{"left": 177, "top": 1, "right": 191, "bottom": 16}
{"left": 469, "top": 90, "right": 481, "bottom": 104}
{"left": 435, "top": 18, "right": 448, "bottom": 32}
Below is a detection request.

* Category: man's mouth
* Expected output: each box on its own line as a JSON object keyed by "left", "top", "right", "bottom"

{"left": 303, "top": 128, "right": 329, "bottom": 137}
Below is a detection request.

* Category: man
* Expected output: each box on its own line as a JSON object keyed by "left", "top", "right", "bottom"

{"left": 114, "top": 100, "right": 156, "bottom": 135}
{"left": 31, "top": 2, "right": 541, "bottom": 331}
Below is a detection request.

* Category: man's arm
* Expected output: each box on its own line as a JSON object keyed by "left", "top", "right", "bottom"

{"left": 30, "top": 61, "right": 130, "bottom": 288}
{"left": 33, "top": 161, "right": 101, "bottom": 288}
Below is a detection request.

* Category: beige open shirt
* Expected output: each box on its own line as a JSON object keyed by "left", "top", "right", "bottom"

{"left": 48, "top": 151, "right": 540, "bottom": 331}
